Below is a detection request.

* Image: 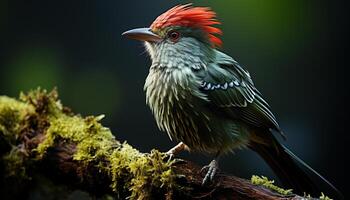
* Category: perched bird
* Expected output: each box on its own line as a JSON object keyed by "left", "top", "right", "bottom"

{"left": 123, "top": 4, "right": 342, "bottom": 199}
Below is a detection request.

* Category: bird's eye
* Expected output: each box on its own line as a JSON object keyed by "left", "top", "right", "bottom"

{"left": 168, "top": 31, "right": 180, "bottom": 42}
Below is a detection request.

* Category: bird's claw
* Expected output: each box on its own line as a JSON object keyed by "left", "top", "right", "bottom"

{"left": 165, "top": 142, "right": 186, "bottom": 162}
{"left": 201, "top": 159, "right": 219, "bottom": 185}
{"left": 200, "top": 165, "right": 209, "bottom": 173}
{"left": 165, "top": 148, "right": 176, "bottom": 161}
{"left": 166, "top": 153, "right": 174, "bottom": 162}
{"left": 164, "top": 151, "right": 184, "bottom": 163}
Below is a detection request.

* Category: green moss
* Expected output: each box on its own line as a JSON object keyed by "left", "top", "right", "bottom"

{"left": 127, "top": 150, "right": 176, "bottom": 199}
{"left": 39, "top": 113, "right": 177, "bottom": 199}
{"left": 319, "top": 192, "right": 332, "bottom": 200}
{"left": 0, "top": 95, "right": 36, "bottom": 180}
{"left": 303, "top": 193, "right": 312, "bottom": 199}
{"left": 35, "top": 114, "right": 118, "bottom": 160}
{"left": 252, "top": 176, "right": 334, "bottom": 199}
{"left": 2, "top": 146, "right": 28, "bottom": 179}
{"left": 251, "top": 175, "right": 293, "bottom": 195}
{"left": 303, "top": 192, "right": 333, "bottom": 200}
{"left": 1, "top": 88, "right": 178, "bottom": 199}
{"left": 0, "top": 96, "right": 35, "bottom": 139}
{"left": 19, "top": 87, "right": 62, "bottom": 117}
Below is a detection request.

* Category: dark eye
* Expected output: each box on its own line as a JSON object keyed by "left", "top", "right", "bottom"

{"left": 168, "top": 31, "right": 180, "bottom": 42}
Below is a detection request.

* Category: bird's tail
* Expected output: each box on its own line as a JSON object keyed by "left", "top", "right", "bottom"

{"left": 249, "top": 130, "right": 343, "bottom": 199}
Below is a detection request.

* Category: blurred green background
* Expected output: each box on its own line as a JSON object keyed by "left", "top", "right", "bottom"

{"left": 0, "top": 0, "right": 347, "bottom": 198}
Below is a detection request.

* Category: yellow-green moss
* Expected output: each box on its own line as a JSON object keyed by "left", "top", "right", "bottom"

{"left": 303, "top": 192, "right": 333, "bottom": 200}
{"left": 127, "top": 150, "right": 176, "bottom": 199}
{"left": 19, "top": 87, "right": 63, "bottom": 117}
{"left": 251, "top": 176, "right": 334, "bottom": 199}
{"left": 319, "top": 192, "right": 332, "bottom": 200}
{"left": 0, "top": 95, "right": 36, "bottom": 179}
{"left": 1, "top": 88, "right": 178, "bottom": 199}
{"left": 35, "top": 114, "right": 118, "bottom": 160}
{"left": 303, "top": 193, "right": 312, "bottom": 199}
{"left": 0, "top": 96, "right": 35, "bottom": 138}
{"left": 39, "top": 112, "right": 177, "bottom": 199}
{"left": 251, "top": 175, "right": 293, "bottom": 195}
{"left": 2, "top": 146, "right": 29, "bottom": 179}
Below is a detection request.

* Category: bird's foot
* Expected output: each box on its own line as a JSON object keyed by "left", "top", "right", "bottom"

{"left": 165, "top": 151, "right": 174, "bottom": 160}
{"left": 165, "top": 142, "right": 186, "bottom": 161}
{"left": 164, "top": 153, "right": 185, "bottom": 164}
{"left": 201, "top": 159, "right": 219, "bottom": 185}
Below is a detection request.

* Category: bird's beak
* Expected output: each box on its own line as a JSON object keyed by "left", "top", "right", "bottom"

{"left": 122, "top": 28, "right": 162, "bottom": 42}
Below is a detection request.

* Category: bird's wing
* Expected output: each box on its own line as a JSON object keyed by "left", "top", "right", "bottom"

{"left": 200, "top": 50, "right": 282, "bottom": 133}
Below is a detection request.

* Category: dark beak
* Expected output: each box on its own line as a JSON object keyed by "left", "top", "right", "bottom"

{"left": 122, "top": 28, "right": 162, "bottom": 42}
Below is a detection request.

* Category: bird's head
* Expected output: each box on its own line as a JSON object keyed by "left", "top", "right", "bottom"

{"left": 122, "top": 4, "right": 222, "bottom": 68}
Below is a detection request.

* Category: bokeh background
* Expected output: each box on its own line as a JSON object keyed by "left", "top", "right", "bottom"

{"left": 0, "top": 0, "right": 347, "bottom": 198}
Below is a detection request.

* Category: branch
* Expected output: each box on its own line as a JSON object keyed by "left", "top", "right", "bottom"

{"left": 0, "top": 89, "right": 320, "bottom": 199}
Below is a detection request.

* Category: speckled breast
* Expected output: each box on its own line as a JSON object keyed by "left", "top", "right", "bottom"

{"left": 144, "top": 67, "right": 239, "bottom": 153}
{"left": 144, "top": 68, "right": 210, "bottom": 149}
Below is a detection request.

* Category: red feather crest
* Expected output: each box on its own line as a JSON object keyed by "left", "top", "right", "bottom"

{"left": 150, "top": 4, "right": 223, "bottom": 47}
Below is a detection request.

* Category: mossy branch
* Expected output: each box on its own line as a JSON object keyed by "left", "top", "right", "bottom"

{"left": 0, "top": 89, "right": 324, "bottom": 199}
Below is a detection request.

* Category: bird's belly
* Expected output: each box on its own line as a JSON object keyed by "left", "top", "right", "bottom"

{"left": 145, "top": 69, "right": 250, "bottom": 154}
{"left": 166, "top": 104, "right": 250, "bottom": 154}
{"left": 147, "top": 89, "right": 249, "bottom": 154}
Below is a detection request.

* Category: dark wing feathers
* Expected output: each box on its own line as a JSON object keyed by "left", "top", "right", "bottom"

{"left": 200, "top": 51, "right": 281, "bottom": 132}
{"left": 202, "top": 60, "right": 253, "bottom": 107}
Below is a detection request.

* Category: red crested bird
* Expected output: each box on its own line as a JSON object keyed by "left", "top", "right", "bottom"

{"left": 122, "top": 4, "right": 342, "bottom": 199}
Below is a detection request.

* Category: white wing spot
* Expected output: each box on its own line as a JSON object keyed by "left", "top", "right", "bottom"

{"left": 201, "top": 80, "right": 242, "bottom": 91}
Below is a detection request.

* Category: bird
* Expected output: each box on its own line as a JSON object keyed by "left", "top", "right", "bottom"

{"left": 122, "top": 4, "right": 342, "bottom": 199}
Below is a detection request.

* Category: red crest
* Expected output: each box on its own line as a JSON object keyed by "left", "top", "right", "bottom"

{"left": 151, "top": 4, "right": 222, "bottom": 47}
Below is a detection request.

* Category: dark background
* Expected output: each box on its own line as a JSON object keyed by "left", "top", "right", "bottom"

{"left": 0, "top": 0, "right": 348, "bottom": 198}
